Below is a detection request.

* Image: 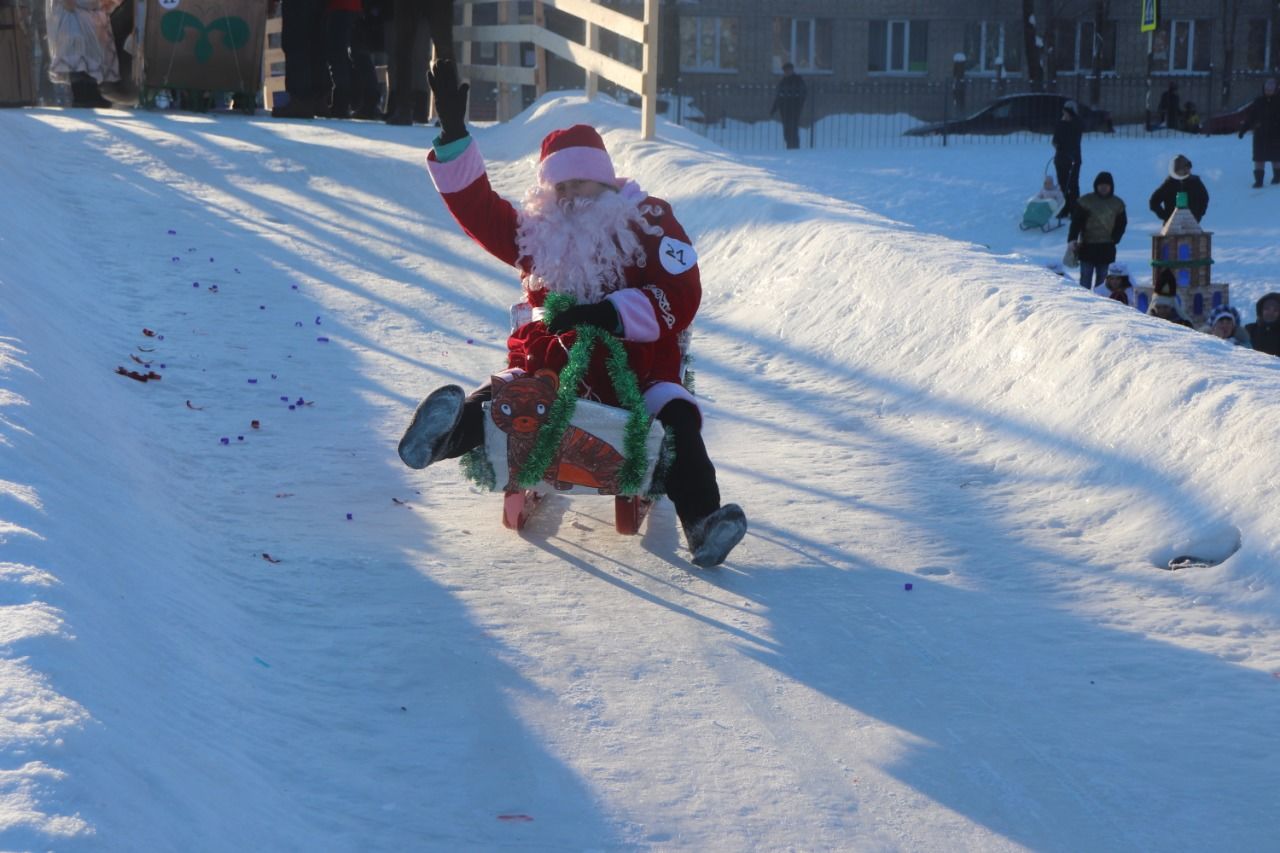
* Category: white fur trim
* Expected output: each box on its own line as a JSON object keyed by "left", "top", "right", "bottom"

{"left": 428, "top": 141, "right": 486, "bottom": 195}
{"left": 644, "top": 381, "right": 698, "bottom": 418}
{"left": 538, "top": 146, "right": 616, "bottom": 187}
{"left": 608, "top": 290, "right": 661, "bottom": 342}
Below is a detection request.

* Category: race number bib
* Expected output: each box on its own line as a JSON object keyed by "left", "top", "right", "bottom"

{"left": 658, "top": 236, "right": 697, "bottom": 275}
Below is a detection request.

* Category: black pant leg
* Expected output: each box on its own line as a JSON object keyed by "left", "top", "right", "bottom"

{"left": 657, "top": 400, "right": 720, "bottom": 526}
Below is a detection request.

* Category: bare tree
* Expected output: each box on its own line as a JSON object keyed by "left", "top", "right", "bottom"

{"left": 1220, "top": 0, "right": 1243, "bottom": 108}
{"left": 1089, "top": 0, "right": 1110, "bottom": 107}
{"left": 1023, "top": 0, "right": 1045, "bottom": 91}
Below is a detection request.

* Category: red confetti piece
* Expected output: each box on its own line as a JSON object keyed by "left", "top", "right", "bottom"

{"left": 142, "top": 328, "right": 157, "bottom": 337}
{"left": 115, "top": 367, "right": 160, "bottom": 382}
{"left": 130, "top": 354, "right": 151, "bottom": 366}
{"left": 497, "top": 815, "right": 533, "bottom": 822}
{"left": 251, "top": 420, "right": 260, "bottom": 429}
{"left": 261, "top": 553, "right": 281, "bottom": 564}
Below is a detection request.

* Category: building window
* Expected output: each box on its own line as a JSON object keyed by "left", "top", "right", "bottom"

{"left": 1053, "top": 19, "right": 1117, "bottom": 73}
{"left": 1246, "top": 18, "right": 1271, "bottom": 72}
{"left": 772, "top": 17, "right": 833, "bottom": 73}
{"left": 1152, "top": 19, "right": 1211, "bottom": 73}
{"left": 868, "top": 20, "right": 928, "bottom": 74}
{"left": 679, "top": 16, "right": 739, "bottom": 72}
{"left": 962, "top": 21, "right": 1022, "bottom": 73}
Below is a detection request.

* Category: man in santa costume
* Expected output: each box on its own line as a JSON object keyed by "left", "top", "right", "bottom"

{"left": 397, "top": 59, "right": 747, "bottom": 567}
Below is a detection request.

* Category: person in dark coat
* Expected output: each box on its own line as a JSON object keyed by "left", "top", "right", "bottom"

{"left": 1245, "top": 292, "right": 1280, "bottom": 355}
{"left": 1238, "top": 78, "right": 1280, "bottom": 188}
{"left": 384, "top": 0, "right": 455, "bottom": 125}
{"left": 1149, "top": 154, "right": 1209, "bottom": 222}
{"left": 1051, "top": 101, "right": 1083, "bottom": 218}
{"left": 770, "top": 63, "right": 807, "bottom": 150}
{"left": 272, "top": 0, "right": 330, "bottom": 118}
{"left": 1068, "top": 171, "right": 1126, "bottom": 292}
{"left": 1157, "top": 81, "right": 1181, "bottom": 130}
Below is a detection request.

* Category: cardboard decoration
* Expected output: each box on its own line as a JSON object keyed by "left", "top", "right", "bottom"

{"left": 482, "top": 371, "right": 665, "bottom": 496}
{"left": 141, "top": 0, "right": 264, "bottom": 92}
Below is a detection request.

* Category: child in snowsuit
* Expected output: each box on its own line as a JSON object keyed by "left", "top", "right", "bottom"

{"left": 1093, "top": 262, "right": 1135, "bottom": 307}
{"left": 1245, "top": 293, "right": 1280, "bottom": 355}
{"left": 396, "top": 60, "right": 747, "bottom": 567}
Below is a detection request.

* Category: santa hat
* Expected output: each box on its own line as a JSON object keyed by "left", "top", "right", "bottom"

{"left": 537, "top": 125, "right": 617, "bottom": 187}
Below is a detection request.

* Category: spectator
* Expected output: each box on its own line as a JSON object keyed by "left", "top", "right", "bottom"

{"left": 769, "top": 62, "right": 807, "bottom": 150}
{"left": 398, "top": 60, "right": 748, "bottom": 568}
{"left": 385, "top": 0, "right": 454, "bottom": 125}
{"left": 1068, "top": 171, "right": 1127, "bottom": 292}
{"left": 1149, "top": 154, "right": 1209, "bottom": 223}
{"left": 1181, "top": 101, "right": 1201, "bottom": 133}
{"left": 1093, "top": 262, "right": 1135, "bottom": 307}
{"left": 272, "top": 0, "right": 329, "bottom": 118}
{"left": 349, "top": 0, "right": 386, "bottom": 119}
{"left": 1205, "top": 306, "right": 1250, "bottom": 346}
{"left": 1157, "top": 81, "right": 1180, "bottom": 130}
{"left": 47, "top": 0, "right": 121, "bottom": 108}
{"left": 1051, "top": 101, "right": 1083, "bottom": 218}
{"left": 1148, "top": 269, "right": 1193, "bottom": 327}
{"left": 1238, "top": 78, "right": 1280, "bottom": 188}
{"left": 1245, "top": 292, "right": 1280, "bottom": 355}
{"left": 325, "top": 0, "right": 362, "bottom": 117}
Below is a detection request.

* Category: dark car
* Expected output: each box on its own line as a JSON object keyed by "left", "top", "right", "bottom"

{"left": 904, "top": 93, "right": 1114, "bottom": 137}
{"left": 1202, "top": 99, "right": 1251, "bottom": 135}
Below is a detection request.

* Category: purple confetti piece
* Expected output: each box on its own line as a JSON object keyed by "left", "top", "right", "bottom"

{"left": 316, "top": 336, "right": 329, "bottom": 343}
{"left": 209, "top": 257, "right": 215, "bottom": 262}
{"left": 158, "top": 335, "right": 165, "bottom": 341}
{"left": 260, "top": 305, "right": 266, "bottom": 310}
{"left": 220, "top": 437, "right": 230, "bottom": 445}
{"left": 288, "top": 405, "right": 296, "bottom": 410}
{"left": 295, "top": 321, "right": 303, "bottom": 327}
{"left": 346, "top": 513, "right": 353, "bottom": 520}
{"left": 314, "top": 316, "right": 322, "bottom": 325}
{"left": 904, "top": 583, "right": 913, "bottom": 591}
{"left": 234, "top": 268, "right": 241, "bottom": 274}
{"left": 291, "top": 284, "right": 298, "bottom": 290}
{"left": 248, "top": 378, "right": 258, "bottom": 384}
{"left": 208, "top": 285, "right": 218, "bottom": 293}
{"left": 295, "top": 397, "right": 304, "bottom": 405}
{"left": 167, "top": 229, "right": 176, "bottom": 235}
{"left": 270, "top": 374, "right": 277, "bottom": 379}
{"left": 172, "top": 257, "right": 180, "bottom": 262}
{"left": 466, "top": 338, "right": 474, "bottom": 344}
{"left": 280, "top": 396, "right": 289, "bottom": 402}
{"left": 159, "top": 363, "right": 166, "bottom": 368}
{"left": 192, "top": 282, "right": 200, "bottom": 288}
{"left": 237, "top": 436, "right": 244, "bottom": 441}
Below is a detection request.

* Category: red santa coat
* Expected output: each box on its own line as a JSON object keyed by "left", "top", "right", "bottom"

{"left": 427, "top": 138, "right": 701, "bottom": 413}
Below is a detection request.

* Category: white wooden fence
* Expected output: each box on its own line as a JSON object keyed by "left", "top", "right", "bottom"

{"left": 457, "top": 0, "right": 661, "bottom": 139}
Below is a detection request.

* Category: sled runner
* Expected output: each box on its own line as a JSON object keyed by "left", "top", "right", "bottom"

{"left": 464, "top": 297, "right": 674, "bottom": 534}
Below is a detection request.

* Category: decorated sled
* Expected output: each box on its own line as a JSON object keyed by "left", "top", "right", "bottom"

{"left": 459, "top": 295, "right": 677, "bottom": 534}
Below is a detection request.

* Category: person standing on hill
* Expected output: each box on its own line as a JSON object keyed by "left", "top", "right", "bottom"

{"left": 1051, "top": 101, "right": 1083, "bottom": 219}
{"left": 770, "top": 63, "right": 807, "bottom": 150}
{"left": 1068, "top": 171, "right": 1127, "bottom": 292}
{"left": 1149, "top": 154, "right": 1209, "bottom": 222}
{"left": 1157, "top": 81, "right": 1181, "bottom": 130}
{"left": 1238, "top": 78, "right": 1280, "bottom": 188}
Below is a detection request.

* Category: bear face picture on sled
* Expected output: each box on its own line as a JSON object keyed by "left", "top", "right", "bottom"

{"left": 396, "top": 59, "right": 747, "bottom": 568}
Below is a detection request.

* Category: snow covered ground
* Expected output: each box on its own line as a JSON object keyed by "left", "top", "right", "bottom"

{"left": 2, "top": 95, "right": 1279, "bottom": 851}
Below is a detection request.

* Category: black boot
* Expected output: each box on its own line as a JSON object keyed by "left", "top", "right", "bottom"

{"left": 70, "top": 73, "right": 112, "bottom": 108}
{"left": 329, "top": 89, "right": 352, "bottom": 119}
{"left": 271, "top": 93, "right": 320, "bottom": 119}
{"left": 683, "top": 504, "right": 748, "bottom": 568}
{"left": 384, "top": 91, "right": 412, "bottom": 125}
{"left": 398, "top": 386, "right": 465, "bottom": 468}
{"left": 1254, "top": 169, "right": 1265, "bottom": 189}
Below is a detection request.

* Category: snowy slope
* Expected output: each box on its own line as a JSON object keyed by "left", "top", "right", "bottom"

{"left": 1, "top": 97, "right": 1279, "bottom": 851}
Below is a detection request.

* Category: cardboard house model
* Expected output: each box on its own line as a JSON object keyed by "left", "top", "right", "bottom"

{"left": 1133, "top": 192, "right": 1229, "bottom": 326}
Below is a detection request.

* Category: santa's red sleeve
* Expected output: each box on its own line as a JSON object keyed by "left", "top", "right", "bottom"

{"left": 426, "top": 139, "right": 521, "bottom": 267}
{"left": 607, "top": 197, "right": 702, "bottom": 344}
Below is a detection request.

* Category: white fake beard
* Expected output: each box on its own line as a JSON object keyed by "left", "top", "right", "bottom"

{"left": 516, "top": 185, "right": 656, "bottom": 303}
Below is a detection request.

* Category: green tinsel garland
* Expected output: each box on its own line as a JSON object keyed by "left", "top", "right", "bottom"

{"left": 458, "top": 446, "right": 496, "bottom": 491}
{"left": 517, "top": 294, "right": 652, "bottom": 494}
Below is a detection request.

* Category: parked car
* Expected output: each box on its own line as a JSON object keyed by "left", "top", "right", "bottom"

{"left": 1202, "top": 99, "right": 1252, "bottom": 135}
{"left": 904, "top": 93, "right": 1114, "bottom": 137}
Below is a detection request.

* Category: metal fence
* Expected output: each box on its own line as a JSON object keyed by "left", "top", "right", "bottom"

{"left": 656, "top": 72, "right": 1272, "bottom": 151}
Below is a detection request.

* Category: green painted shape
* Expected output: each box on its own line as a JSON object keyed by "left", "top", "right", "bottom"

{"left": 159, "top": 10, "right": 250, "bottom": 64}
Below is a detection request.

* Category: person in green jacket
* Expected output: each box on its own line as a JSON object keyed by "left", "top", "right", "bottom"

{"left": 1067, "top": 171, "right": 1127, "bottom": 291}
